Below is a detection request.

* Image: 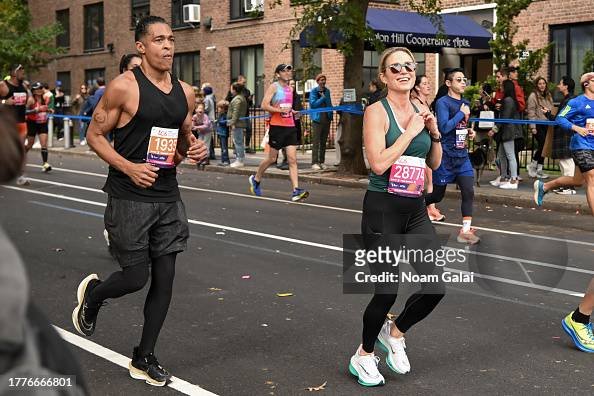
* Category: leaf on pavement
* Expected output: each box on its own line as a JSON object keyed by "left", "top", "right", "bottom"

{"left": 242, "top": 275, "right": 251, "bottom": 279}
{"left": 53, "top": 248, "right": 64, "bottom": 252}
{"left": 306, "top": 381, "right": 327, "bottom": 392}
{"left": 276, "top": 293, "right": 293, "bottom": 297}
{"left": 208, "top": 287, "right": 222, "bottom": 291}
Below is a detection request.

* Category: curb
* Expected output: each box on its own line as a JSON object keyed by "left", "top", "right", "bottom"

{"left": 42, "top": 147, "right": 588, "bottom": 215}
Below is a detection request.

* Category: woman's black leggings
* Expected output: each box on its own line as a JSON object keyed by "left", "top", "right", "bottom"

{"left": 361, "top": 191, "right": 445, "bottom": 353}
{"left": 90, "top": 253, "right": 177, "bottom": 356}
{"left": 425, "top": 176, "right": 474, "bottom": 218}
{"left": 532, "top": 124, "right": 548, "bottom": 164}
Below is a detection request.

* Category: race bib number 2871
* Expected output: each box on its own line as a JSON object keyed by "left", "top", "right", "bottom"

{"left": 146, "top": 126, "right": 179, "bottom": 168}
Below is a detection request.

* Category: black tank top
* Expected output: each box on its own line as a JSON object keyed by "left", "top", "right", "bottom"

{"left": 1, "top": 80, "right": 27, "bottom": 122}
{"left": 103, "top": 67, "right": 188, "bottom": 202}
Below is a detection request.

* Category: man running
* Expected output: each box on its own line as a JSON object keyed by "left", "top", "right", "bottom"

{"left": 534, "top": 72, "right": 594, "bottom": 215}
{"left": 248, "top": 64, "right": 309, "bottom": 202}
{"left": 534, "top": 72, "right": 594, "bottom": 352}
{"left": 71, "top": 15, "right": 207, "bottom": 386}
{"left": 0, "top": 64, "right": 30, "bottom": 185}
{"left": 425, "top": 68, "right": 479, "bottom": 244}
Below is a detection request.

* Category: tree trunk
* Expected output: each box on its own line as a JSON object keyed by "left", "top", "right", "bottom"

{"left": 337, "top": 27, "right": 368, "bottom": 176}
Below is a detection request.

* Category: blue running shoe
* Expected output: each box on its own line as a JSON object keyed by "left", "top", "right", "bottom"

{"left": 291, "top": 188, "right": 309, "bottom": 202}
{"left": 533, "top": 180, "right": 546, "bottom": 206}
{"left": 248, "top": 175, "right": 262, "bottom": 196}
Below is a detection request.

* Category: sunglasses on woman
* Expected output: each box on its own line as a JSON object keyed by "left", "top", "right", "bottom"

{"left": 385, "top": 62, "right": 417, "bottom": 74}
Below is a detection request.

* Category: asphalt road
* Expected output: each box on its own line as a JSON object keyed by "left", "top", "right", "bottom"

{"left": 1, "top": 155, "right": 593, "bottom": 396}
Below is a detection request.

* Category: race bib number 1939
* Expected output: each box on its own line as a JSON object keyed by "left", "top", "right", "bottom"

{"left": 146, "top": 126, "right": 179, "bottom": 168}
{"left": 387, "top": 155, "right": 425, "bottom": 197}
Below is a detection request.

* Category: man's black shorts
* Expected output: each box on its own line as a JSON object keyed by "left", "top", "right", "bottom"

{"left": 572, "top": 149, "right": 594, "bottom": 174}
{"left": 269, "top": 125, "right": 298, "bottom": 150}
{"left": 26, "top": 121, "right": 48, "bottom": 137}
{"left": 104, "top": 196, "right": 189, "bottom": 268}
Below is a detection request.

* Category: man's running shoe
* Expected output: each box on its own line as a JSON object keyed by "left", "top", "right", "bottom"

{"left": 248, "top": 175, "right": 262, "bottom": 196}
{"left": 16, "top": 176, "right": 29, "bottom": 186}
{"left": 291, "top": 188, "right": 309, "bottom": 202}
{"left": 129, "top": 347, "right": 171, "bottom": 386}
{"left": 42, "top": 162, "right": 52, "bottom": 172}
{"left": 561, "top": 313, "right": 594, "bottom": 353}
{"left": 376, "top": 320, "right": 410, "bottom": 374}
{"left": 72, "top": 274, "right": 103, "bottom": 336}
{"left": 349, "top": 346, "right": 385, "bottom": 387}
{"left": 555, "top": 187, "right": 577, "bottom": 195}
{"left": 457, "top": 228, "right": 480, "bottom": 245}
{"left": 533, "top": 180, "right": 547, "bottom": 206}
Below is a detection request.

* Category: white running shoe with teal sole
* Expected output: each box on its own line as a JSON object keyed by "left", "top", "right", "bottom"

{"left": 349, "top": 347, "right": 385, "bottom": 387}
{"left": 376, "top": 320, "right": 410, "bottom": 374}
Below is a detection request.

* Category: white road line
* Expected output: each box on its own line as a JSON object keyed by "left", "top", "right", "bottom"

{"left": 25, "top": 163, "right": 594, "bottom": 247}
{"left": 3, "top": 185, "right": 586, "bottom": 298}
{"left": 8, "top": 182, "right": 594, "bottom": 276}
{"left": 54, "top": 326, "right": 219, "bottom": 396}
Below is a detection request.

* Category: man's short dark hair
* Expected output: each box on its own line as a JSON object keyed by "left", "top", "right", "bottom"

{"left": 135, "top": 15, "right": 167, "bottom": 42}
{"left": 561, "top": 75, "right": 575, "bottom": 95}
{"left": 445, "top": 68, "right": 464, "bottom": 81}
{"left": 231, "top": 82, "right": 243, "bottom": 94}
{"left": 97, "top": 77, "right": 105, "bottom": 87}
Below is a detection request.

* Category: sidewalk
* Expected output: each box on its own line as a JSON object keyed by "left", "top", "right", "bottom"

{"left": 39, "top": 142, "right": 590, "bottom": 214}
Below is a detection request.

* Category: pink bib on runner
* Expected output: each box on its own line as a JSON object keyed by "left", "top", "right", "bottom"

{"left": 387, "top": 155, "right": 426, "bottom": 197}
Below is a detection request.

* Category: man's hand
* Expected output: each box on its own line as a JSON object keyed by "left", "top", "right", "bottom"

{"left": 125, "top": 163, "right": 159, "bottom": 188}
{"left": 186, "top": 135, "right": 208, "bottom": 162}
{"left": 460, "top": 104, "right": 470, "bottom": 116}
{"left": 574, "top": 126, "right": 589, "bottom": 137}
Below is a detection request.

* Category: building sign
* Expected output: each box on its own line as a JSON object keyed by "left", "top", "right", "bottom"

{"left": 374, "top": 31, "right": 478, "bottom": 50}
{"left": 343, "top": 88, "right": 356, "bottom": 103}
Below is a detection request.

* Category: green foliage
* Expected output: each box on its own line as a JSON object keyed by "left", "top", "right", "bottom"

{"left": 0, "top": 0, "right": 65, "bottom": 74}
{"left": 462, "top": 82, "right": 481, "bottom": 106}
{"left": 489, "top": 0, "right": 551, "bottom": 95}
{"left": 583, "top": 50, "right": 594, "bottom": 74}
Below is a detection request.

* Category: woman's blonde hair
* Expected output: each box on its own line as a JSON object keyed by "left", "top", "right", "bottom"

{"left": 377, "top": 47, "right": 415, "bottom": 80}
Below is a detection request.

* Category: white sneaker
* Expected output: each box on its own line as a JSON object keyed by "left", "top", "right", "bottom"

{"left": 527, "top": 163, "right": 537, "bottom": 178}
{"left": 311, "top": 164, "right": 321, "bottom": 170}
{"left": 16, "top": 176, "right": 29, "bottom": 186}
{"left": 80, "top": 139, "right": 87, "bottom": 146}
{"left": 376, "top": 320, "right": 410, "bottom": 374}
{"left": 320, "top": 163, "right": 329, "bottom": 170}
{"left": 229, "top": 161, "right": 244, "bottom": 168}
{"left": 499, "top": 181, "right": 518, "bottom": 190}
{"left": 489, "top": 176, "right": 501, "bottom": 187}
{"left": 349, "top": 347, "right": 385, "bottom": 387}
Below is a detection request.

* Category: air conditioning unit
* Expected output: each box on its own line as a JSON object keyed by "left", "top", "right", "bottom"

{"left": 244, "top": 0, "right": 264, "bottom": 13}
{"left": 183, "top": 4, "right": 200, "bottom": 23}
{"left": 304, "top": 79, "right": 317, "bottom": 93}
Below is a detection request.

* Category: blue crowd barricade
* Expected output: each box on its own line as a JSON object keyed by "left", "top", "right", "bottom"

{"left": 469, "top": 117, "right": 557, "bottom": 126}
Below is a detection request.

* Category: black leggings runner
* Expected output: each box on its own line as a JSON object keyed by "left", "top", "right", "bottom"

{"left": 361, "top": 191, "right": 445, "bottom": 353}
{"left": 89, "top": 253, "right": 177, "bottom": 356}
{"left": 532, "top": 124, "right": 548, "bottom": 165}
{"left": 425, "top": 175, "right": 474, "bottom": 218}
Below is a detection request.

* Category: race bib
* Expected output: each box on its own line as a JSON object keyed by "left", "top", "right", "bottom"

{"left": 13, "top": 92, "right": 26, "bottom": 106}
{"left": 586, "top": 118, "right": 594, "bottom": 135}
{"left": 387, "top": 156, "right": 425, "bottom": 197}
{"left": 280, "top": 103, "right": 292, "bottom": 118}
{"left": 455, "top": 129, "right": 467, "bottom": 149}
{"left": 146, "top": 126, "right": 179, "bottom": 168}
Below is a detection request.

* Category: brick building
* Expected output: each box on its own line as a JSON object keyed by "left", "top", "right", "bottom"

{"left": 29, "top": 1, "right": 594, "bottom": 106}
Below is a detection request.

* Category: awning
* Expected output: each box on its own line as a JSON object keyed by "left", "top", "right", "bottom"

{"left": 300, "top": 8, "right": 492, "bottom": 52}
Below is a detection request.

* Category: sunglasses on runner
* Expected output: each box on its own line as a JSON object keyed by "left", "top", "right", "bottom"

{"left": 385, "top": 62, "right": 417, "bottom": 74}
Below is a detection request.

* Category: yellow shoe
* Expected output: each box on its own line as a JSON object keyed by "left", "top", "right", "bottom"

{"left": 562, "top": 312, "right": 594, "bottom": 353}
